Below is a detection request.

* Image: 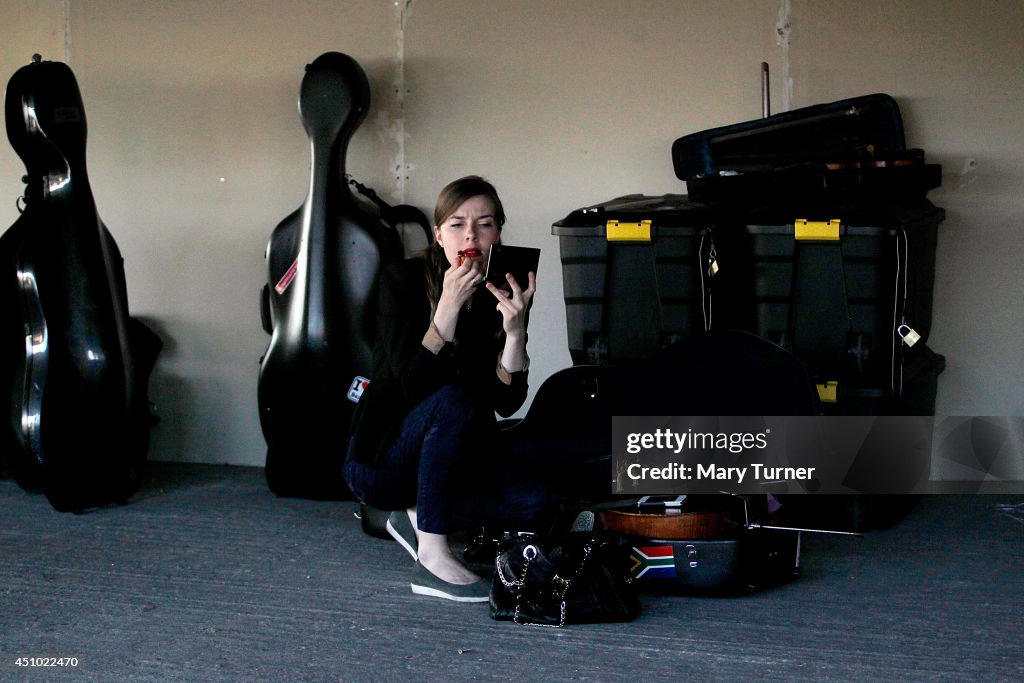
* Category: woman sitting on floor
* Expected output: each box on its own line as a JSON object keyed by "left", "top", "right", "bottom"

{"left": 344, "top": 175, "right": 547, "bottom": 602}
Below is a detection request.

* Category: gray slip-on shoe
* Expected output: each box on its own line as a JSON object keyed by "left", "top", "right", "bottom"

{"left": 410, "top": 562, "right": 490, "bottom": 603}
{"left": 386, "top": 510, "right": 418, "bottom": 561}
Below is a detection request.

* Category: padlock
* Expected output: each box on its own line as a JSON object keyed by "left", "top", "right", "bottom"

{"left": 707, "top": 245, "right": 719, "bottom": 277}
{"left": 708, "top": 257, "right": 719, "bottom": 277}
{"left": 897, "top": 324, "right": 921, "bottom": 347}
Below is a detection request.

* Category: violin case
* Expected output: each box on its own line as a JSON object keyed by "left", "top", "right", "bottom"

{"left": 258, "top": 53, "right": 430, "bottom": 501}
{"left": 671, "top": 93, "right": 942, "bottom": 205}
{"left": 617, "top": 531, "right": 800, "bottom": 591}
{"left": 1, "top": 55, "right": 162, "bottom": 512}
{"left": 601, "top": 497, "right": 801, "bottom": 591}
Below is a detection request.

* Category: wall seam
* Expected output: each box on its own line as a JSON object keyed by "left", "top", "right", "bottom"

{"left": 64, "top": 0, "right": 72, "bottom": 62}
{"left": 388, "top": 0, "right": 414, "bottom": 203}
{"left": 776, "top": 0, "right": 793, "bottom": 111}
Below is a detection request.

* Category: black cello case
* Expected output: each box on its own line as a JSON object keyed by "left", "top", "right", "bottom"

{"left": 0, "top": 55, "right": 162, "bottom": 512}
{"left": 258, "top": 52, "right": 427, "bottom": 500}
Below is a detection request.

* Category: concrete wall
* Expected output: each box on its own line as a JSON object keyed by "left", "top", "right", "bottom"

{"left": 2, "top": 0, "right": 1021, "bottom": 466}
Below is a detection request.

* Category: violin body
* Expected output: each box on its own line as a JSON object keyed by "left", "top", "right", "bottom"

{"left": 600, "top": 506, "right": 738, "bottom": 540}
{"left": 0, "top": 56, "right": 161, "bottom": 511}
{"left": 258, "top": 53, "right": 401, "bottom": 499}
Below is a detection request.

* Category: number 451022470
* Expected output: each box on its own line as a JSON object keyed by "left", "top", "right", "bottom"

{"left": 16, "top": 657, "right": 79, "bottom": 667}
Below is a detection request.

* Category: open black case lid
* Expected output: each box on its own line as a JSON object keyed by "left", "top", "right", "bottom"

{"left": 671, "top": 93, "right": 941, "bottom": 205}
{"left": 672, "top": 93, "right": 907, "bottom": 179}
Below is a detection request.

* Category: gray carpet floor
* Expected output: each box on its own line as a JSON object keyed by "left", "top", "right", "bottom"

{"left": 1, "top": 463, "right": 1022, "bottom": 682}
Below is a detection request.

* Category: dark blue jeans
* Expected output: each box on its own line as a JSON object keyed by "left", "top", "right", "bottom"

{"left": 344, "top": 385, "right": 556, "bottom": 535}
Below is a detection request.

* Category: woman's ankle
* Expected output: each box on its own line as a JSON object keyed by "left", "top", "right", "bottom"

{"left": 416, "top": 533, "right": 480, "bottom": 585}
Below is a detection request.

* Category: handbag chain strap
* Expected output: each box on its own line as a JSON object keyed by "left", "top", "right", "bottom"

{"left": 505, "top": 542, "right": 593, "bottom": 628}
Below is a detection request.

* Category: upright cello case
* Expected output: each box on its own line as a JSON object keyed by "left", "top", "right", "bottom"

{"left": 0, "top": 55, "right": 162, "bottom": 512}
{"left": 258, "top": 52, "right": 426, "bottom": 500}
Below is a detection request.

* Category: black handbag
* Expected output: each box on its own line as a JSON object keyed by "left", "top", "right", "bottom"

{"left": 489, "top": 512, "right": 641, "bottom": 627}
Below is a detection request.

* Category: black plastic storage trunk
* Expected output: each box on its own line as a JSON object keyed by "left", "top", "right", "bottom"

{"left": 552, "top": 194, "right": 944, "bottom": 415}
{"left": 739, "top": 200, "right": 944, "bottom": 411}
{"left": 552, "top": 195, "right": 737, "bottom": 365}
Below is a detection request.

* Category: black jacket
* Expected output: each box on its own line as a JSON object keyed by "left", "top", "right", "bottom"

{"left": 348, "top": 257, "right": 529, "bottom": 465}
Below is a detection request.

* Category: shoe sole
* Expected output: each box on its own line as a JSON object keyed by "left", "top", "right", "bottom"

{"left": 410, "top": 583, "right": 490, "bottom": 603}
{"left": 386, "top": 518, "right": 418, "bottom": 561}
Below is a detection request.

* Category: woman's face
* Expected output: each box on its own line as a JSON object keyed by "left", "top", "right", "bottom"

{"left": 433, "top": 194, "right": 501, "bottom": 268}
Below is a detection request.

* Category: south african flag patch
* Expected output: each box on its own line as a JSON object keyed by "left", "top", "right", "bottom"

{"left": 629, "top": 546, "right": 676, "bottom": 580}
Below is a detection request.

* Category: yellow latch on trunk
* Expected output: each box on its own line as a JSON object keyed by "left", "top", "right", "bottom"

{"left": 795, "top": 218, "right": 841, "bottom": 241}
{"left": 816, "top": 381, "right": 839, "bottom": 403}
{"left": 606, "top": 219, "right": 652, "bottom": 242}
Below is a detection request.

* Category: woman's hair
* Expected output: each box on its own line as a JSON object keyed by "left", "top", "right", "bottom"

{"left": 432, "top": 175, "right": 506, "bottom": 228}
{"left": 423, "top": 175, "right": 505, "bottom": 309}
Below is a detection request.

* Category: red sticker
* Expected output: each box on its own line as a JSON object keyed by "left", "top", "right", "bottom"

{"left": 275, "top": 258, "right": 298, "bottom": 295}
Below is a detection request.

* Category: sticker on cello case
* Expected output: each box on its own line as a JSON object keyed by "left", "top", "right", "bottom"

{"left": 347, "top": 376, "right": 370, "bottom": 403}
{"left": 275, "top": 258, "right": 298, "bottom": 295}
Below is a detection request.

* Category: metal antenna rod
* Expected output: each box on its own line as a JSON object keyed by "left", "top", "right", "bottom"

{"left": 761, "top": 62, "right": 771, "bottom": 118}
